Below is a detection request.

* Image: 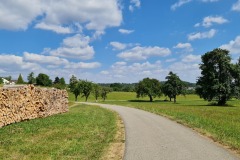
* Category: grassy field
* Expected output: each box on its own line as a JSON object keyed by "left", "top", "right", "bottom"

{"left": 90, "top": 92, "right": 240, "bottom": 152}
{"left": 0, "top": 104, "right": 117, "bottom": 160}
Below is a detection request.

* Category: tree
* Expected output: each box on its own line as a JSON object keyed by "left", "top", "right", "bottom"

{"left": 92, "top": 84, "right": 101, "bottom": 102}
{"left": 135, "top": 77, "right": 161, "bottom": 102}
{"left": 17, "top": 74, "right": 24, "bottom": 84}
{"left": 53, "top": 77, "right": 60, "bottom": 84}
{"left": 36, "top": 73, "right": 52, "bottom": 87}
{"left": 27, "top": 72, "right": 36, "bottom": 84}
{"left": 231, "top": 58, "right": 240, "bottom": 99}
{"left": 69, "top": 75, "right": 80, "bottom": 101}
{"left": 101, "top": 87, "right": 111, "bottom": 101}
{"left": 80, "top": 80, "right": 93, "bottom": 102}
{"left": 162, "top": 71, "right": 186, "bottom": 103}
{"left": 196, "top": 48, "right": 233, "bottom": 106}
{"left": 0, "top": 78, "right": 3, "bottom": 84}
{"left": 53, "top": 77, "right": 66, "bottom": 89}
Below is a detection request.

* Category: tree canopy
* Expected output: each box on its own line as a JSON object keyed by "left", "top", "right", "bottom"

{"left": 16, "top": 74, "right": 24, "bottom": 84}
{"left": 36, "top": 73, "right": 52, "bottom": 87}
{"left": 196, "top": 48, "right": 233, "bottom": 105}
{"left": 162, "top": 71, "right": 185, "bottom": 103}
{"left": 135, "top": 77, "right": 161, "bottom": 102}
{"left": 27, "top": 72, "right": 36, "bottom": 84}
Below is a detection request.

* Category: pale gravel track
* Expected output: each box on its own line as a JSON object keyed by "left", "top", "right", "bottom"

{"left": 81, "top": 102, "right": 240, "bottom": 160}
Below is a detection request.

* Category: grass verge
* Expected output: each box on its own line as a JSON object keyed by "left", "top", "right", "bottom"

{"left": 0, "top": 104, "right": 117, "bottom": 160}
{"left": 101, "top": 93, "right": 240, "bottom": 153}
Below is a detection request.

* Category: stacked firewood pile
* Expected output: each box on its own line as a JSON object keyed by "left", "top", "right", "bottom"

{"left": 0, "top": 85, "right": 68, "bottom": 128}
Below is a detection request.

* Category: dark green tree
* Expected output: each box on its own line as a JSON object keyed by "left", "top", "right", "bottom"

{"left": 162, "top": 71, "right": 186, "bottom": 103}
{"left": 101, "top": 87, "right": 112, "bottom": 101}
{"left": 27, "top": 72, "right": 36, "bottom": 84}
{"left": 53, "top": 77, "right": 60, "bottom": 84}
{"left": 135, "top": 77, "right": 161, "bottom": 102}
{"left": 36, "top": 73, "right": 52, "bottom": 87}
{"left": 196, "top": 48, "right": 233, "bottom": 106}
{"left": 92, "top": 84, "right": 101, "bottom": 102}
{"left": 69, "top": 75, "right": 80, "bottom": 101}
{"left": 0, "top": 78, "right": 3, "bottom": 84}
{"left": 231, "top": 58, "right": 240, "bottom": 99}
{"left": 79, "top": 80, "right": 93, "bottom": 102}
{"left": 17, "top": 74, "right": 24, "bottom": 84}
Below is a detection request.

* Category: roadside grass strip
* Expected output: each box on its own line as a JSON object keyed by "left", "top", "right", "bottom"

{"left": 0, "top": 104, "right": 117, "bottom": 160}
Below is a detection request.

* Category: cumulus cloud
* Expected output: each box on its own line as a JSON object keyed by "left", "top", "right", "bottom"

{"left": 129, "top": 0, "right": 141, "bottom": 12}
{"left": 174, "top": 43, "right": 193, "bottom": 52}
{"left": 0, "top": 0, "right": 122, "bottom": 33}
{"left": 119, "top": 29, "right": 134, "bottom": 34}
{"left": 0, "top": 0, "right": 43, "bottom": 30}
{"left": 34, "top": 22, "right": 73, "bottom": 34}
{"left": 110, "top": 42, "right": 127, "bottom": 50}
{"left": 195, "top": 16, "right": 228, "bottom": 28}
{"left": 50, "top": 34, "right": 95, "bottom": 59}
{"left": 171, "top": 0, "right": 192, "bottom": 11}
{"left": 23, "top": 52, "right": 69, "bottom": 65}
{"left": 64, "top": 62, "right": 101, "bottom": 69}
{"left": 117, "top": 46, "right": 171, "bottom": 61}
{"left": 188, "top": 29, "right": 217, "bottom": 41}
{"left": 232, "top": 0, "right": 240, "bottom": 11}
{"left": 220, "top": 36, "right": 240, "bottom": 54}
{"left": 182, "top": 54, "right": 201, "bottom": 63}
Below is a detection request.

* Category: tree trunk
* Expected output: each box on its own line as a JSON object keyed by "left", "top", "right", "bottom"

{"left": 75, "top": 95, "right": 78, "bottom": 101}
{"left": 149, "top": 95, "right": 153, "bottom": 102}
{"left": 218, "top": 96, "right": 226, "bottom": 106}
{"left": 174, "top": 95, "right": 176, "bottom": 103}
{"left": 170, "top": 97, "right": 172, "bottom": 101}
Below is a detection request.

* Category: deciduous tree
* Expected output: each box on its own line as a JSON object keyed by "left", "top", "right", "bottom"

{"left": 27, "top": 72, "right": 36, "bottom": 84}
{"left": 36, "top": 73, "right": 52, "bottom": 87}
{"left": 162, "top": 71, "right": 185, "bottom": 103}
{"left": 196, "top": 48, "right": 233, "bottom": 106}
{"left": 135, "top": 77, "right": 161, "bottom": 102}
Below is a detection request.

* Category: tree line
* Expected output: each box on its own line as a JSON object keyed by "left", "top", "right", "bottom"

{"left": 69, "top": 75, "right": 111, "bottom": 102}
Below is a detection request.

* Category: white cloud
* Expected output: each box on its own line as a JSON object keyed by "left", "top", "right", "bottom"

{"left": 171, "top": 0, "right": 192, "bottom": 11}
{"left": 129, "top": 0, "right": 141, "bottom": 12}
{"left": 232, "top": 0, "right": 240, "bottom": 11}
{"left": 23, "top": 52, "right": 69, "bottom": 65}
{"left": 119, "top": 29, "right": 134, "bottom": 34}
{"left": 201, "top": 16, "right": 228, "bottom": 27}
{"left": 50, "top": 34, "right": 95, "bottom": 59}
{"left": 220, "top": 36, "right": 240, "bottom": 54}
{"left": 182, "top": 54, "right": 201, "bottom": 63}
{"left": 188, "top": 29, "right": 217, "bottom": 41}
{"left": 166, "top": 58, "right": 177, "bottom": 63}
{"left": 117, "top": 46, "right": 171, "bottom": 61}
{"left": 34, "top": 22, "right": 73, "bottom": 34}
{"left": 64, "top": 62, "right": 101, "bottom": 69}
{"left": 174, "top": 43, "right": 193, "bottom": 52}
{"left": 0, "top": 0, "right": 43, "bottom": 30}
{"left": 110, "top": 42, "right": 127, "bottom": 50}
{"left": 0, "top": 54, "right": 41, "bottom": 72}
{"left": 0, "top": 0, "right": 122, "bottom": 33}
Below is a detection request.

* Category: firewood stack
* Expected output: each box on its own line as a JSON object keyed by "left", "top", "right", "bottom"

{"left": 0, "top": 85, "right": 68, "bottom": 128}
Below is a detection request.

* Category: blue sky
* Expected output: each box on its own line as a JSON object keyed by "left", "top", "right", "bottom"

{"left": 0, "top": 0, "right": 240, "bottom": 83}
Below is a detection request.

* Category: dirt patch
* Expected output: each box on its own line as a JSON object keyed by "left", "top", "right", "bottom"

{"left": 101, "top": 113, "right": 125, "bottom": 160}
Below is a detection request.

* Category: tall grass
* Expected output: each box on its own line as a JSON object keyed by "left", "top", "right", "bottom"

{"left": 0, "top": 104, "right": 117, "bottom": 160}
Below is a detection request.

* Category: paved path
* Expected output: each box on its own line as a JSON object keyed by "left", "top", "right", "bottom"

{"left": 81, "top": 102, "right": 239, "bottom": 160}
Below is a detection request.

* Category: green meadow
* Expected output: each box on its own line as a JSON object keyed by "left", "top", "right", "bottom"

{"left": 0, "top": 104, "right": 117, "bottom": 160}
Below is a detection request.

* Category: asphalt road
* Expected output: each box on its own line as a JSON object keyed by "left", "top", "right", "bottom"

{"left": 82, "top": 102, "right": 239, "bottom": 160}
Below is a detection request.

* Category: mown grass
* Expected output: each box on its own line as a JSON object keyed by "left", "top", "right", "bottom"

{"left": 0, "top": 104, "right": 117, "bottom": 160}
{"left": 99, "top": 92, "right": 240, "bottom": 152}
